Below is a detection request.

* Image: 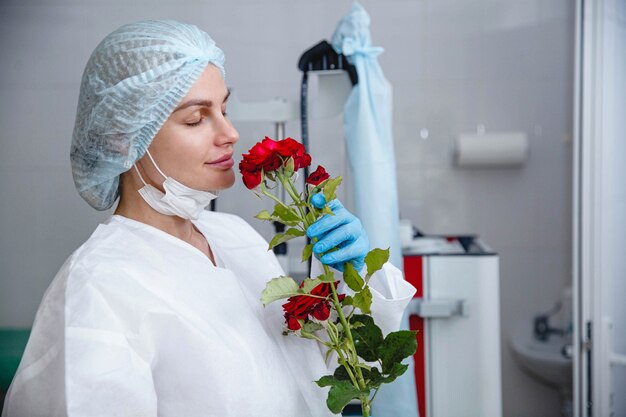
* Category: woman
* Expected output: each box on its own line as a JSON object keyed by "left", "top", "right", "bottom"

{"left": 2, "top": 20, "right": 416, "bottom": 417}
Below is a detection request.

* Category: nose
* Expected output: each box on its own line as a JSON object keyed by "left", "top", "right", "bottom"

{"left": 217, "top": 117, "right": 239, "bottom": 147}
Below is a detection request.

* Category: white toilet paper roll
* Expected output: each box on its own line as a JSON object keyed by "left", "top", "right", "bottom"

{"left": 454, "top": 131, "right": 529, "bottom": 168}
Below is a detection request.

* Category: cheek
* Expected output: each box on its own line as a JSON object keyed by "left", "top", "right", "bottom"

{"left": 159, "top": 130, "right": 208, "bottom": 166}
{"left": 146, "top": 133, "right": 206, "bottom": 188}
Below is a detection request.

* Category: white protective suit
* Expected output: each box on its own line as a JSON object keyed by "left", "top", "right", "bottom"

{"left": 2, "top": 212, "right": 416, "bottom": 417}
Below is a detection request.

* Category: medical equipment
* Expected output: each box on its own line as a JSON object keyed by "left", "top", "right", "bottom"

{"left": 297, "top": 40, "right": 357, "bottom": 182}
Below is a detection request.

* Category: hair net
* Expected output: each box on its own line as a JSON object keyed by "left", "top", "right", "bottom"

{"left": 70, "top": 20, "right": 225, "bottom": 210}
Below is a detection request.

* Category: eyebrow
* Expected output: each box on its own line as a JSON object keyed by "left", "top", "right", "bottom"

{"left": 173, "top": 89, "right": 231, "bottom": 113}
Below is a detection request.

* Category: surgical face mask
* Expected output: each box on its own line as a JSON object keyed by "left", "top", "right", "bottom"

{"left": 133, "top": 150, "right": 218, "bottom": 220}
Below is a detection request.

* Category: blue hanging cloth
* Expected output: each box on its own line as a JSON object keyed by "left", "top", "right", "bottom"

{"left": 331, "top": 3, "right": 419, "bottom": 417}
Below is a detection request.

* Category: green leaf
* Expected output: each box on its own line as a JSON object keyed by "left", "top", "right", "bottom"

{"left": 285, "top": 227, "right": 306, "bottom": 237}
{"left": 381, "top": 362, "right": 409, "bottom": 384}
{"left": 363, "top": 366, "right": 383, "bottom": 387}
{"left": 333, "top": 364, "right": 351, "bottom": 381}
{"left": 350, "top": 320, "right": 364, "bottom": 329}
{"left": 305, "top": 211, "right": 317, "bottom": 225}
{"left": 349, "top": 314, "right": 384, "bottom": 362}
{"left": 315, "top": 376, "right": 369, "bottom": 414}
{"left": 365, "top": 248, "right": 390, "bottom": 277}
{"left": 260, "top": 276, "right": 299, "bottom": 306}
{"left": 317, "top": 272, "right": 336, "bottom": 283}
{"left": 268, "top": 228, "right": 306, "bottom": 250}
{"left": 360, "top": 363, "right": 407, "bottom": 388}
{"left": 342, "top": 295, "right": 354, "bottom": 306}
{"left": 352, "top": 287, "right": 373, "bottom": 314}
{"left": 299, "top": 277, "right": 323, "bottom": 294}
{"left": 256, "top": 207, "right": 300, "bottom": 226}
{"left": 321, "top": 206, "right": 334, "bottom": 216}
{"left": 302, "top": 321, "right": 324, "bottom": 335}
{"left": 379, "top": 330, "right": 418, "bottom": 374}
{"left": 323, "top": 176, "right": 342, "bottom": 203}
{"left": 268, "top": 233, "right": 285, "bottom": 250}
{"left": 272, "top": 204, "right": 301, "bottom": 226}
{"left": 285, "top": 156, "right": 295, "bottom": 174}
{"left": 302, "top": 243, "right": 313, "bottom": 262}
{"left": 255, "top": 210, "right": 272, "bottom": 221}
{"left": 343, "top": 262, "right": 364, "bottom": 292}
{"left": 315, "top": 375, "right": 337, "bottom": 387}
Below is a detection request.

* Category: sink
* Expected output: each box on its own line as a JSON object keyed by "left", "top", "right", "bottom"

{"left": 509, "top": 319, "right": 572, "bottom": 391}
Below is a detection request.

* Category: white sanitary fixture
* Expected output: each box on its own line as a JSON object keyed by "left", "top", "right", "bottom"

{"left": 509, "top": 287, "right": 573, "bottom": 417}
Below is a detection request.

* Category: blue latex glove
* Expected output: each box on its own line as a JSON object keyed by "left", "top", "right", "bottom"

{"left": 306, "top": 194, "right": 369, "bottom": 272}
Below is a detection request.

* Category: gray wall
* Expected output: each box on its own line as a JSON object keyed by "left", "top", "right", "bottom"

{"left": 0, "top": 1, "right": 574, "bottom": 416}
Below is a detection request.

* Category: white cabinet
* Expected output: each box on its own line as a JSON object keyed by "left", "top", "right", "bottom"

{"left": 404, "top": 237, "right": 502, "bottom": 417}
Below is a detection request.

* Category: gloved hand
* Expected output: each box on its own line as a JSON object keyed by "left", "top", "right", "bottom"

{"left": 306, "top": 193, "right": 369, "bottom": 272}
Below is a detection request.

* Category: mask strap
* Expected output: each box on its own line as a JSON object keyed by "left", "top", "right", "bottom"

{"left": 133, "top": 164, "right": 149, "bottom": 186}
{"left": 145, "top": 150, "right": 168, "bottom": 179}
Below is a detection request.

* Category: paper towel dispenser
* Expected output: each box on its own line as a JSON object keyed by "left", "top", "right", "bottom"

{"left": 453, "top": 131, "right": 529, "bottom": 168}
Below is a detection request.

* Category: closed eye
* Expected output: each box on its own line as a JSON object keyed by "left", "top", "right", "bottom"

{"left": 185, "top": 119, "right": 202, "bottom": 127}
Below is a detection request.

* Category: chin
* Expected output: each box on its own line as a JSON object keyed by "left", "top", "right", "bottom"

{"left": 208, "top": 171, "right": 236, "bottom": 191}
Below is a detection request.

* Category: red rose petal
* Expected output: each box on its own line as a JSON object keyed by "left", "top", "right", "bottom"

{"left": 286, "top": 315, "right": 302, "bottom": 331}
{"left": 306, "top": 165, "right": 330, "bottom": 186}
{"left": 312, "top": 302, "right": 331, "bottom": 321}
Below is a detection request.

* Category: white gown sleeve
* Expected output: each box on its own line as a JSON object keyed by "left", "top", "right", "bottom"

{"left": 2, "top": 262, "right": 158, "bottom": 417}
{"left": 63, "top": 326, "right": 157, "bottom": 416}
{"left": 311, "top": 257, "right": 416, "bottom": 336}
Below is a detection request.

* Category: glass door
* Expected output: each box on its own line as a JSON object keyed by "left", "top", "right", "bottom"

{"left": 573, "top": 0, "right": 626, "bottom": 416}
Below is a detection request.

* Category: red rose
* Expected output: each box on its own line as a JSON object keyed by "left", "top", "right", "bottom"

{"left": 294, "top": 153, "right": 312, "bottom": 171}
{"left": 239, "top": 136, "right": 313, "bottom": 190}
{"left": 275, "top": 137, "right": 311, "bottom": 171}
{"left": 244, "top": 138, "right": 282, "bottom": 171}
{"left": 305, "top": 165, "right": 330, "bottom": 186}
{"left": 281, "top": 280, "right": 345, "bottom": 326}
{"left": 285, "top": 314, "right": 302, "bottom": 331}
{"left": 283, "top": 291, "right": 319, "bottom": 319}
{"left": 274, "top": 137, "right": 303, "bottom": 158}
{"left": 239, "top": 137, "right": 282, "bottom": 189}
{"left": 312, "top": 302, "right": 331, "bottom": 321}
{"left": 239, "top": 167, "right": 262, "bottom": 189}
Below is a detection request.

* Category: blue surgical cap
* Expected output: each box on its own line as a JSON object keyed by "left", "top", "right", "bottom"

{"left": 70, "top": 20, "right": 225, "bottom": 210}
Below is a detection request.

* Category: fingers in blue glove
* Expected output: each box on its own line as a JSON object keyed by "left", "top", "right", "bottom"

{"left": 306, "top": 193, "right": 369, "bottom": 272}
{"left": 320, "top": 236, "right": 368, "bottom": 272}
{"left": 312, "top": 219, "right": 360, "bottom": 254}
{"left": 307, "top": 199, "right": 350, "bottom": 240}
{"left": 310, "top": 193, "right": 327, "bottom": 209}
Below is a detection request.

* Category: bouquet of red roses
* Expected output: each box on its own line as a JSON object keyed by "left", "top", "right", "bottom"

{"left": 240, "top": 136, "right": 416, "bottom": 417}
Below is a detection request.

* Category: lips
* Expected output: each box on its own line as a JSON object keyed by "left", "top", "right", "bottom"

{"left": 207, "top": 153, "right": 233, "bottom": 164}
{"left": 205, "top": 153, "right": 234, "bottom": 169}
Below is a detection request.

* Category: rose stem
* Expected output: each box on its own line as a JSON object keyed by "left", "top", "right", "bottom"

{"left": 278, "top": 173, "right": 308, "bottom": 221}
{"left": 326, "top": 322, "right": 359, "bottom": 388}
{"left": 323, "top": 263, "right": 367, "bottom": 391}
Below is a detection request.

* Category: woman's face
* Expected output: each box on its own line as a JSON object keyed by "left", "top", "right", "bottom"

{"left": 138, "top": 64, "right": 239, "bottom": 192}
